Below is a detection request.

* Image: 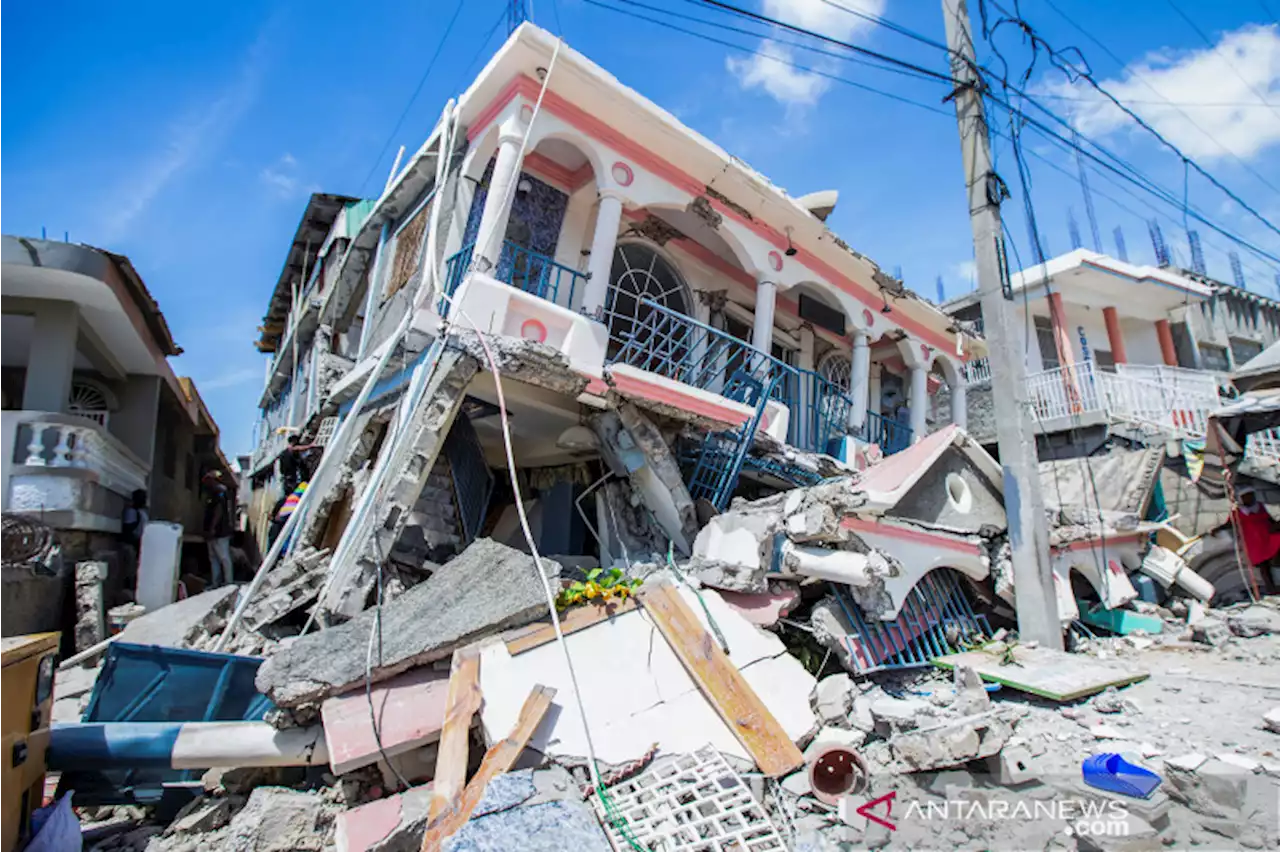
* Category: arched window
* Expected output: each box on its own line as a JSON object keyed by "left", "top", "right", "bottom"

{"left": 68, "top": 379, "right": 113, "bottom": 427}
{"left": 604, "top": 242, "right": 692, "bottom": 347}
{"left": 817, "top": 351, "right": 852, "bottom": 388}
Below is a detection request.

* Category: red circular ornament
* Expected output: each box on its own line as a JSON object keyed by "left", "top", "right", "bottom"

{"left": 520, "top": 319, "right": 548, "bottom": 343}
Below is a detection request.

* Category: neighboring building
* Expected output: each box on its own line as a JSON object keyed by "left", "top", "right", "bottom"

{"left": 1, "top": 236, "right": 233, "bottom": 632}
{"left": 243, "top": 23, "right": 980, "bottom": 564}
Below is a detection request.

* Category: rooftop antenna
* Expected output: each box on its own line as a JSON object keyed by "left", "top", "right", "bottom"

{"left": 1229, "top": 251, "right": 1247, "bottom": 290}
{"left": 1072, "top": 130, "right": 1102, "bottom": 252}
{"left": 1148, "top": 220, "right": 1170, "bottom": 267}
{"left": 893, "top": 264, "right": 903, "bottom": 282}
{"left": 1187, "top": 230, "right": 1207, "bottom": 275}
{"left": 1113, "top": 226, "right": 1128, "bottom": 262}
{"left": 1067, "top": 207, "right": 1083, "bottom": 250}
{"left": 936, "top": 275, "right": 946, "bottom": 305}
{"left": 508, "top": 0, "right": 529, "bottom": 33}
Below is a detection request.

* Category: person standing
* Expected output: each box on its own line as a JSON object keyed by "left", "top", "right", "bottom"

{"left": 202, "top": 471, "right": 234, "bottom": 587}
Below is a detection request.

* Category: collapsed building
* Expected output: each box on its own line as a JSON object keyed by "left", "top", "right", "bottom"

{"left": 34, "top": 21, "right": 1280, "bottom": 852}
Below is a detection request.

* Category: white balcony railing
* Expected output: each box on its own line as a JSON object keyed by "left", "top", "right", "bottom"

{"left": 961, "top": 358, "right": 992, "bottom": 385}
{"left": 6, "top": 411, "right": 149, "bottom": 497}
{"left": 1023, "top": 360, "right": 1222, "bottom": 437}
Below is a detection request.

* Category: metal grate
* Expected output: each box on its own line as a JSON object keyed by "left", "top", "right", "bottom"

{"left": 313, "top": 416, "right": 339, "bottom": 447}
{"left": 830, "top": 569, "right": 990, "bottom": 674}
{"left": 686, "top": 371, "right": 778, "bottom": 510}
{"left": 593, "top": 744, "right": 786, "bottom": 851}
{"left": 442, "top": 414, "right": 494, "bottom": 546}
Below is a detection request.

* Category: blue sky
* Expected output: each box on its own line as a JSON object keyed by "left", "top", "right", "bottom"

{"left": 5, "top": 0, "right": 1279, "bottom": 456}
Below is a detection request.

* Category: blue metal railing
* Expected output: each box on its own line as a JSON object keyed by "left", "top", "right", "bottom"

{"left": 860, "top": 410, "right": 912, "bottom": 455}
{"left": 687, "top": 371, "right": 781, "bottom": 510}
{"left": 604, "top": 294, "right": 860, "bottom": 455}
{"left": 440, "top": 240, "right": 586, "bottom": 313}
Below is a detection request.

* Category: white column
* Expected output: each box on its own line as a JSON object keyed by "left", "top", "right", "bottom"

{"left": 709, "top": 300, "right": 729, "bottom": 395}
{"left": 909, "top": 364, "right": 928, "bottom": 442}
{"left": 950, "top": 374, "right": 968, "bottom": 430}
{"left": 472, "top": 129, "right": 525, "bottom": 271}
{"left": 752, "top": 279, "right": 777, "bottom": 355}
{"left": 581, "top": 190, "right": 625, "bottom": 319}
{"left": 797, "top": 324, "right": 815, "bottom": 447}
{"left": 24, "top": 301, "right": 79, "bottom": 413}
{"left": 847, "top": 330, "right": 870, "bottom": 433}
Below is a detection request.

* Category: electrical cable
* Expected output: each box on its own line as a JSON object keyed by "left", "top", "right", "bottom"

{"left": 583, "top": 0, "right": 956, "bottom": 116}
{"left": 977, "top": 0, "right": 1280, "bottom": 242}
{"left": 688, "top": 0, "right": 956, "bottom": 83}
{"left": 1039, "top": 0, "right": 1280, "bottom": 198}
{"left": 1163, "top": 0, "right": 1280, "bottom": 124}
{"left": 357, "top": 0, "right": 466, "bottom": 196}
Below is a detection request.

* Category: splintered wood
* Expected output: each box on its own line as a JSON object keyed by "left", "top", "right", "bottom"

{"left": 636, "top": 583, "right": 803, "bottom": 777}
{"left": 426, "top": 646, "right": 482, "bottom": 824}
{"left": 419, "top": 683, "right": 556, "bottom": 852}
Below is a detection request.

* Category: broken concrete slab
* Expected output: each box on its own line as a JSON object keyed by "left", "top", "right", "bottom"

{"left": 717, "top": 585, "right": 800, "bottom": 627}
{"left": 592, "top": 404, "right": 700, "bottom": 556}
{"left": 74, "top": 560, "right": 108, "bottom": 653}
{"left": 1227, "top": 604, "right": 1280, "bottom": 638}
{"left": 323, "top": 347, "right": 480, "bottom": 620}
{"left": 933, "top": 646, "right": 1148, "bottom": 701}
{"left": 1264, "top": 707, "right": 1280, "bottom": 734}
{"left": 321, "top": 666, "right": 452, "bottom": 775}
{"left": 118, "top": 585, "right": 240, "bottom": 650}
{"left": 256, "top": 538, "right": 558, "bottom": 710}
{"left": 890, "top": 712, "right": 1013, "bottom": 772}
{"left": 477, "top": 580, "right": 816, "bottom": 768}
{"left": 335, "top": 785, "right": 437, "bottom": 852}
{"left": 812, "top": 674, "right": 855, "bottom": 728}
{"left": 444, "top": 767, "right": 609, "bottom": 852}
{"left": 240, "top": 547, "right": 330, "bottom": 633}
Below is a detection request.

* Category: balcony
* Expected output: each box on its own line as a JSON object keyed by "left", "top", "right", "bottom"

{"left": 443, "top": 240, "right": 587, "bottom": 313}
{"left": 441, "top": 245, "right": 911, "bottom": 458}
{"left": 2, "top": 411, "right": 150, "bottom": 532}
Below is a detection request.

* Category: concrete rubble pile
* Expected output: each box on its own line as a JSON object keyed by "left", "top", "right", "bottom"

{"left": 51, "top": 333, "right": 1280, "bottom": 851}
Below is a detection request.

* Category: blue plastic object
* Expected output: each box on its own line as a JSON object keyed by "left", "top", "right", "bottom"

{"left": 56, "top": 643, "right": 273, "bottom": 806}
{"left": 1082, "top": 753, "right": 1163, "bottom": 799}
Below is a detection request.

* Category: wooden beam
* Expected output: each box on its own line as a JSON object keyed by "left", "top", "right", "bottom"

{"left": 503, "top": 598, "right": 638, "bottom": 656}
{"left": 636, "top": 582, "right": 803, "bottom": 777}
{"left": 420, "top": 684, "right": 556, "bottom": 852}
{"left": 426, "top": 647, "right": 482, "bottom": 824}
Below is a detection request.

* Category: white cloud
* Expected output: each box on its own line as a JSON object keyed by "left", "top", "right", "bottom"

{"left": 728, "top": 41, "right": 831, "bottom": 106}
{"left": 99, "top": 19, "right": 277, "bottom": 240}
{"left": 196, "top": 366, "right": 260, "bottom": 391}
{"left": 950, "top": 259, "right": 977, "bottom": 289}
{"left": 260, "top": 153, "right": 301, "bottom": 198}
{"left": 727, "top": 0, "right": 886, "bottom": 108}
{"left": 1040, "top": 24, "right": 1280, "bottom": 160}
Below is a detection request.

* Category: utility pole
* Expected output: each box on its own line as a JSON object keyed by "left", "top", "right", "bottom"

{"left": 941, "top": 0, "right": 1062, "bottom": 649}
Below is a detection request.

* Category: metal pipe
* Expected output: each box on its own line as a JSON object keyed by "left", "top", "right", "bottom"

{"left": 49, "top": 722, "right": 328, "bottom": 771}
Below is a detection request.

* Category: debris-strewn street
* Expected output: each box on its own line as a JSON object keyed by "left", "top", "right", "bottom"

{"left": 7, "top": 8, "right": 1280, "bottom": 852}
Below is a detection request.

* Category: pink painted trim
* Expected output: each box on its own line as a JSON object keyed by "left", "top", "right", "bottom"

{"left": 582, "top": 376, "right": 609, "bottom": 395}
{"left": 840, "top": 516, "right": 983, "bottom": 556}
{"left": 466, "top": 75, "right": 956, "bottom": 352}
{"left": 1054, "top": 531, "right": 1144, "bottom": 553}
{"left": 522, "top": 152, "right": 595, "bottom": 194}
{"left": 466, "top": 77, "right": 524, "bottom": 142}
{"left": 608, "top": 370, "right": 751, "bottom": 427}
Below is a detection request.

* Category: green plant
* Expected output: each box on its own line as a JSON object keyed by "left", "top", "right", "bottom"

{"left": 555, "top": 567, "right": 642, "bottom": 611}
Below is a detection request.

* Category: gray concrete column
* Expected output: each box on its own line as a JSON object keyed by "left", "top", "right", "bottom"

{"left": 23, "top": 301, "right": 79, "bottom": 413}
{"left": 581, "top": 190, "right": 625, "bottom": 319}
{"left": 752, "top": 279, "right": 777, "bottom": 355}
{"left": 909, "top": 364, "right": 928, "bottom": 442}
{"left": 473, "top": 129, "right": 525, "bottom": 271}
{"left": 950, "top": 373, "right": 968, "bottom": 430}
{"left": 847, "top": 330, "right": 870, "bottom": 432}
{"left": 798, "top": 324, "right": 815, "bottom": 447}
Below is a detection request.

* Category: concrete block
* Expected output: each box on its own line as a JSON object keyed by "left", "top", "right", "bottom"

{"left": 890, "top": 713, "right": 1012, "bottom": 772}
{"left": 869, "top": 696, "right": 932, "bottom": 731}
{"left": 256, "top": 539, "right": 558, "bottom": 710}
{"left": 716, "top": 586, "right": 800, "bottom": 627}
{"left": 803, "top": 726, "right": 867, "bottom": 760}
{"left": 335, "top": 785, "right": 436, "bottom": 852}
{"left": 1264, "top": 707, "right": 1280, "bottom": 734}
{"left": 812, "top": 674, "right": 855, "bottom": 727}
{"left": 985, "top": 744, "right": 1037, "bottom": 786}
{"left": 1228, "top": 605, "right": 1280, "bottom": 638}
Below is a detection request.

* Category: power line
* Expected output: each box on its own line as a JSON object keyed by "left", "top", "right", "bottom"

{"left": 357, "top": 0, "right": 466, "bottom": 196}
{"left": 1039, "top": 0, "right": 1280, "bottom": 198}
{"left": 688, "top": 0, "right": 956, "bottom": 83}
{"left": 1164, "top": 0, "right": 1280, "bottom": 122}
{"left": 978, "top": 0, "right": 1280, "bottom": 241}
{"left": 583, "top": 0, "right": 956, "bottom": 117}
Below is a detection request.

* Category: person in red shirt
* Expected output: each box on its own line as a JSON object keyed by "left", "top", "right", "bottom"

{"left": 1230, "top": 487, "right": 1280, "bottom": 596}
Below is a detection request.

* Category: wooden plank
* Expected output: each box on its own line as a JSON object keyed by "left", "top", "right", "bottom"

{"left": 504, "top": 598, "right": 638, "bottom": 656}
{"left": 426, "top": 647, "right": 483, "bottom": 824}
{"left": 636, "top": 583, "right": 803, "bottom": 778}
{"left": 933, "top": 646, "right": 1148, "bottom": 702}
{"left": 420, "top": 684, "right": 555, "bottom": 852}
